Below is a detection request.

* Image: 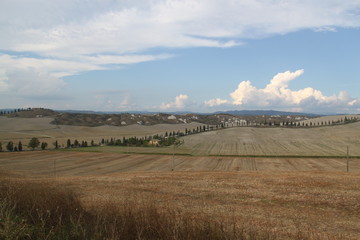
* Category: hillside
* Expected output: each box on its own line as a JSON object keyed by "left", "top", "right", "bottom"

{"left": 1, "top": 108, "right": 315, "bottom": 127}
{"left": 178, "top": 121, "right": 360, "bottom": 156}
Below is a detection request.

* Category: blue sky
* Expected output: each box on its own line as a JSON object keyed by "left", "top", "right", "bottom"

{"left": 1, "top": 0, "right": 360, "bottom": 113}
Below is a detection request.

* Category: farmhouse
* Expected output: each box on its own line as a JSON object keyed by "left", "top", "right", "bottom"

{"left": 149, "top": 139, "right": 160, "bottom": 146}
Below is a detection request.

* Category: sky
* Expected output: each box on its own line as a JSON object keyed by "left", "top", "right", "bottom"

{"left": 1, "top": 0, "right": 360, "bottom": 114}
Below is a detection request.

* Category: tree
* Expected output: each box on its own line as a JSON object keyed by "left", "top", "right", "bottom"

{"left": 6, "top": 141, "right": 14, "bottom": 152}
{"left": 0, "top": 142, "right": 2, "bottom": 152}
{"left": 18, "top": 141, "right": 22, "bottom": 151}
{"left": 67, "top": 139, "right": 71, "bottom": 148}
{"left": 28, "top": 137, "right": 40, "bottom": 150}
{"left": 53, "top": 140, "right": 58, "bottom": 149}
{"left": 41, "top": 142, "right": 48, "bottom": 150}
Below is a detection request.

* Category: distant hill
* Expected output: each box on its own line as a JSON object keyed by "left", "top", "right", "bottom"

{"left": 1, "top": 108, "right": 319, "bottom": 127}
{"left": 54, "top": 109, "right": 321, "bottom": 116}
{"left": 1, "top": 108, "right": 57, "bottom": 118}
{"left": 214, "top": 110, "right": 321, "bottom": 117}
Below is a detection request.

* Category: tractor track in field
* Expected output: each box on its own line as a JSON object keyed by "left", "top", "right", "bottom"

{"left": 1, "top": 151, "right": 359, "bottom": 176}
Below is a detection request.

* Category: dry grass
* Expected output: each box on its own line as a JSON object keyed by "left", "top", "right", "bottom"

{"left": 0, "top": 158, "right": 359, "bottom": 239}
{"left": 0, "top": 174, "right": 335, "bottom": 240}
{"left": 60, "top": 171, "right": 360, "bottom": 239}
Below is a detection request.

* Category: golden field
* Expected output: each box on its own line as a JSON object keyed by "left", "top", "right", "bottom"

{"left": 1, "top": 116, "right": 360, "bottom": 239}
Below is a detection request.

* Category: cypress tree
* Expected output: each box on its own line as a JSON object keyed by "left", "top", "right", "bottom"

{"left": 6, "top": 141, "right": 14, "bottom": 152}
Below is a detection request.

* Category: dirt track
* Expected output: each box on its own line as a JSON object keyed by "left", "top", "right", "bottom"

{"left": 0, "top": 151, "right": 358, "bottom": 176}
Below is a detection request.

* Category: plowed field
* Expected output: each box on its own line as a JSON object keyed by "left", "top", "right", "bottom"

{"left": 178, "top": 122, "right": 360, "bottom": 156}
{"left": 0, "top": 151, "right": 359, "bottom": 176}
{"left": 1, "top": 152, "right": 360, "bottom": 239}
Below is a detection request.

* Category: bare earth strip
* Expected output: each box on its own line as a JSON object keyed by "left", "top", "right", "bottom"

{"left": 0, "top": 151, "right": 358, "bottom": 176}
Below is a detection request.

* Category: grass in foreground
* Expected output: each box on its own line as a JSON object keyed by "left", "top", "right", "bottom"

{"left": 0, "top": 176, "right": 346, "bottom": 240}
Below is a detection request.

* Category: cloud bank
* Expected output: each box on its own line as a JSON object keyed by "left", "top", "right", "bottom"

{"left": 204, "top": 69, "right": 360, "bottom": 113}
{"left": 1, "top": 1, "right": 360, "bottom": 111}
{"left": 3, "top": 0, "right": 360, "bottom": 57}
{"left": 161, "top": 94, "right": 189, "bottom": 110}
{"left": 204, "top": 98, "right": 229, "bottom": 107}
{"left": 2, "top": 0, "right": 360, "bottom": 77}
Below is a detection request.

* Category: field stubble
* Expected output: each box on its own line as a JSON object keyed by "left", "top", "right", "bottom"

{"left": 178, "top": 123, "right": 360, "bottom": 156}
{"left": 2, "top": 170, "right": 356, "bottom": 239}
{"left": 0, "top": 151, "right": 359, "bottom": 176}
{"left": 0, "top": 152, "right": 360, "bottom": 239}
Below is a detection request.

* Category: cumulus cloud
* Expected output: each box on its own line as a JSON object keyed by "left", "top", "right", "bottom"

{"left": 229, "top": 69, "right": 360, "bottom": 112}
{"left": 160, "top": 94, "right": 189, "bottom": 110}
{"left": 204, "top": 98, "right": 229, "bottom": 107}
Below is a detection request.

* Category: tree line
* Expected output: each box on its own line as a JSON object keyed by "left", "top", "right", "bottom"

{"left": 0, "top": 108, "right": 33, "bottom": 115}
{"left": 1, "top": 116, "right": 359, "bottom": 152}
{"left": 0, "top": 138, "right": 50, "bottom": 152}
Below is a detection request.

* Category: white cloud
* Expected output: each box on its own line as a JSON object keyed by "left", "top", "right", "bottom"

{"left": 3, "top": 68, "right": 66, "bottom": 97}
{"left": 1, "top": 1, "right": 360, "bottom": 88}
{"left": 0, "top": 54, "right": 172, "bottom": 78}
{"left": 0, "top": 54, "right": 103, "bottom": 78}
{"left": 0, "top": 53, "right": 173, "bottom": 100}
{"left": 2, "top": 0, "right": 360, "bottom": 58}
{"left": 229, "top": 69, "right": 360, "bottom": 112}
{"left": 204, "top": 98, "right": 229, "bottom": 107}
{"left": 80, "top": 54, "right": 172, "bottom": 66}
{"left": 161, "top": 94, "right": 189, "bottom": 110}
{"left": 1, "top": 1, "right": 360, "bottom": 111}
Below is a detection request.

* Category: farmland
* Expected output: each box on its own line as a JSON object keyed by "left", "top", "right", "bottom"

{"left": 0, "top": 155, "right": 359, "bottom": 238}
{"left": 1, "top": 114, "right": 360, "bottom": 239}
{"left": 0, "top": 151, "right": 359, "bottom": 176}
{"left": 1, "top": 115, "right": 360, "bottom": 156}
{"left": 178, "top": 122, "right": 360, "bottom": 156}
{"left": 0, "top": 116, "right": 202, "bottom": 150}
{"left": 67, "top": 171, "right": 360, "bottom": 239}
